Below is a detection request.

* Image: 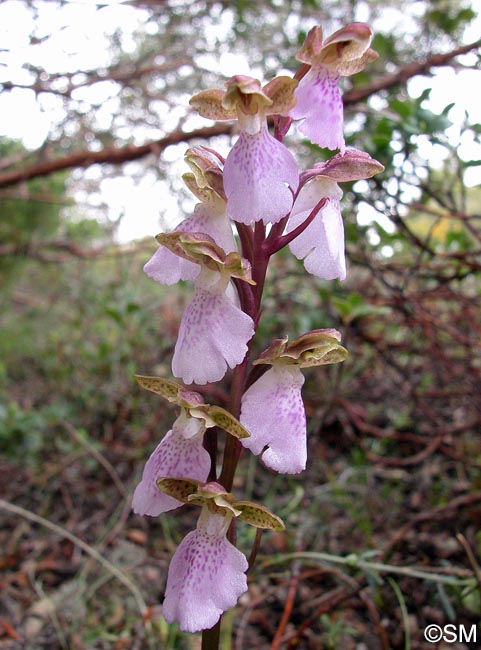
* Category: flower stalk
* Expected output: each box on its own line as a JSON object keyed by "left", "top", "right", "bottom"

{"left": 130, "top": 19, "right": 383, "bottom": 648}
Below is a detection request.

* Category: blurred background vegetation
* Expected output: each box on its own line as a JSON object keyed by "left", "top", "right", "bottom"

{"left": 1, "top": 0, "right": 480, "bottom": 648}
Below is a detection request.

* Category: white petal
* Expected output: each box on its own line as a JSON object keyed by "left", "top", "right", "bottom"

{"left": 288, "top": 178, "right": 346, "bottom": 281}
{"left": 144, "top": 245, "right": 198, "bottom": 285}
{"left": 189, "top": 200, "right": 237, "bottom": 254}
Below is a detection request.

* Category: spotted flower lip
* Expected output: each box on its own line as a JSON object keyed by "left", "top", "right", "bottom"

{"left": 290, "top": 23, "right": 378, "bottom": 152}
{"left": 291, "top": 65, "right": 345, "bottom": 152}
{"left": 287, "top": 176, "right": 346, "bottom": 281}
{"left": 131, "top": 411, "right": 210, "bottom": 517}
{"left": 162, "top": 509, "right": 248, "bottom": 633}
{"left": 240, "top": 364, "right": 307, "bottom": 474}
{"left": 172, "top": 266, "right": 255, "bottom": 385}
{"left": 223, "top": 125, "right": 299, "bottom": 225}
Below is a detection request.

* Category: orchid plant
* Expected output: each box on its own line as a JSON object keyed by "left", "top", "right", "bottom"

{"left": 133, "top": 22, "right": 383, "bottom": 648}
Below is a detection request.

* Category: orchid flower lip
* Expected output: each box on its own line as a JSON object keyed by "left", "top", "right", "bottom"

{"left": 162, "top": 508, "right": 248, "bottom": 632}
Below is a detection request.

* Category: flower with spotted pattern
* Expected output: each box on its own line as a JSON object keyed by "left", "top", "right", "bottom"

{"left": 162, "top": 507, "right": 248, "bottom": 633}
{"left": 290, "top": 23, "right": 378, "bottom": 152}
{"left": 132, "top": 411, "right": 210, "bottom": 516}
{"left": 190, "top": 75, "right": 299, "bottom": 225}
{"left": 172, "top": 266, "right": 254, "bottom": 385}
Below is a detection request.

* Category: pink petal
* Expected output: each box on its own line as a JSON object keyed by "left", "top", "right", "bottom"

{"left": 163, "top": 513, "right": 248, "bottom": 632}
{"left": 223, "top": 127, "right": 299, "bottom": 225}
{"left": 290, "top": 66, "right": 345, "bottom": 152}
{"left": 172, "top": 283, "right": 254, "bottom": 385}
{"left": 144, "top": 244, "right": 198, "bottom": 285}
{"left": 144, "top": 199, "right": 236, "bottom": 285}
{"left": 190, "top": 201, "right": 237, "bottom": 254}
{"left": 132, "top": 420, "right": 210, "bottom": 517}
{"left": 240, "top": 365, "right": 307, "bottom": 474}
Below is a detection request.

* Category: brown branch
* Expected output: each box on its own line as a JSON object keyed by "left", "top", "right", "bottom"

{"left": 0, "top": 238, "right": 153, "bottom": 263}
{"left": 0, "top": 123, "right": 233, "bottom": 189}
{"left": 271, "top": 564, "right": 300, "bottom": 650}
{"left": 1, "top": 40, "right": 478, "bottom": 190}
{"left": 2, "top": 57, "right": 193, "bottom": 98}
{"left": 381, "top": 491, "right": 481, "bottom": 561}
{"left": 343, "top": 39, "right": 481, "bottom": 105}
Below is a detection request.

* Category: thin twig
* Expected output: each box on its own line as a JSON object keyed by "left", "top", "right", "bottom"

{"left": 271, "top": 562, "right": 300, "bottom": 650}
{"left": 0, "top": 499, "right": 148, "bottom": 618}
{"left": 63, "top": 421, "right": 128, "bottom": 498}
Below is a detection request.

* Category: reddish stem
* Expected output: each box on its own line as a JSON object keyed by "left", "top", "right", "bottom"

{"left": 266, "top": 196, "right": 329, "bottom": 255}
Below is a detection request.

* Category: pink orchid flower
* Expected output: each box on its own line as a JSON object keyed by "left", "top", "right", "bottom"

{"left": 240, "top": 364, "right": 307, "bottom": 474}
{"left": 190, "top": 75, "right": 299, "bottom": 225}
{"left": 162, "top": 507, "right": 248, "bottom": 632}
{"left": 173, "top": 266, "right": 254, "bottom": 385}
{"left": 132, "top": 411, "right": 210, "bottom": 516}
{"left": 290, "top": 23, "right": 378, "bottom": 152}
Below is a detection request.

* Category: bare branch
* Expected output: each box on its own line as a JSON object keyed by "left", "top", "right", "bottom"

{"left": 0, "top": 123, "right": 233, "bottom": 189}
{"left": 343, "top": 39, "right": 481, "bottom": 105}
{"left": 0, "top": 40, "right": 478, "bottom": 189}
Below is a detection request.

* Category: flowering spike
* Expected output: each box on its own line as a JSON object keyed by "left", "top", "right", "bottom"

{"left": 134, "top": 20, "right": 384, "bottom": 638}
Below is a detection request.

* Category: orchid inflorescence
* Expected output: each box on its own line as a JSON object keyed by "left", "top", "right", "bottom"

{"left": 132, "top": 22, "right": 383, "bottom": 637}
